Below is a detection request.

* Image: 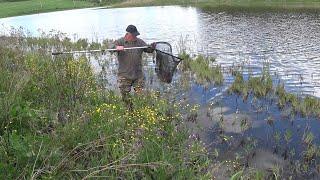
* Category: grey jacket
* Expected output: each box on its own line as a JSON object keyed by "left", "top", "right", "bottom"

{"left": 112, "top": 37, "right": 154, "bottom": 80}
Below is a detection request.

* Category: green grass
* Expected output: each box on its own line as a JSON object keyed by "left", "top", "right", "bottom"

{"left": 197, "top": 0, "right": 320, "bottom": 11}
{"left": 0, "top": 34, "right": 213, "bottom": 179}
{"left": 112, "top": 0, "right": 320, "bottom": 12}
{"left": 0, "top": 0, "right": 95, "bottom": 18}
{"left": 1, "top": 0, "right": 320, "bottom": 18}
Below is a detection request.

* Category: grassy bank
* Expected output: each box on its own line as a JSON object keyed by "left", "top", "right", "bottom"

{"left": 113, "top": 0, "right": 320, "bottom": 12}
{"left": 0, "top": 34, "right": 213, "bottom": 179}
{"left": 1, "top": 0, "right": 320, "bottom": 18}
{"left": 0, "top": 0, "right": 96, "bottom": 18}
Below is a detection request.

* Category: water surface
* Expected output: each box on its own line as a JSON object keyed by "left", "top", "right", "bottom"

{"left": 1, "top": 6, "right": 319, "bottom": 97}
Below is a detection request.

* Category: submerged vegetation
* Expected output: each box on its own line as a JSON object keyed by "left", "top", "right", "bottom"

{"left": 229, "top": 68, "right": 272, "bottom": 99}
{"left": 228, "top": 67, "right": 320, "bottom": 118}
{"left": 276, "top": 84, "right": 320, "bottom": 117}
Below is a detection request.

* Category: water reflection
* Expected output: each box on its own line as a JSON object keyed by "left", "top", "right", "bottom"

{"left": 0, "top": 6, "right": 200, "bottom": 43}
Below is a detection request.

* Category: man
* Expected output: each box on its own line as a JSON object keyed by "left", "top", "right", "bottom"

{"left": 112, "top": 25, "right": 155, "bottom": 109}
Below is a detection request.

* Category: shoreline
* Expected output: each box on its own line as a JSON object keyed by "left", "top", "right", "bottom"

{"left": 1, "top": 32, "right": 320, "bottom": 179}
{"left": 1, "top": 1, "right": 319, "bottom": 18}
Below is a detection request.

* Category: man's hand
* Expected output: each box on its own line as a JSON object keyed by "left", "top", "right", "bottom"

{"left": 144, "top": 42, "right": 156, "bottom": 53}
{"left": 150, "top": 42, "right": 156, "bottom": 49}
{"left": 116, "top": 46, "right": 124, "bottom": 51}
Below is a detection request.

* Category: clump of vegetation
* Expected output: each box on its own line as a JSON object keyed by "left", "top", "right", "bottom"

{"left": 301, "top": 131, "right": 320, "bottom": 167}
{"left": 179, "top": 52, "right": 223, "bottom": 85}
{"left": 299, "top": 96, "right": 320, "bottom": 117}
{"left": 229, "top": 71, "right": 248, "bottom": 98}
{"left": 0, "top": 36, "right": 212, "bottom": 179}
{"left": 248, "top": 71, "right": 273, "bottom": 98}
{"left": 276, "top": 83, "right": 320, "bottom": 117}
{"left": 229, "top": 68, "right": 320, "bottom": 118}
{"left": 276, "top": 84, "right": 299, "bottom": 110}
{"left": 229, "top": 68, "right": 272, "bottom": 100}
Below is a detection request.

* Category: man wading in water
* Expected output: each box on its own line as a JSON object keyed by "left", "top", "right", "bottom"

{"left": 112, "top": 25, "right": 155, "bottom": 109}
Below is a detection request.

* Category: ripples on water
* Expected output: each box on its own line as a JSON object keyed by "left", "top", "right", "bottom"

{"left": 0, "top": 6, "right": 319, "bottom": 97}
{"left": 197, "top": 11, "right": 320, "bottom": 97}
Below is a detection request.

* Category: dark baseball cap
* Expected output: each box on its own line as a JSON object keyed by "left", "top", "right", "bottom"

{"left": 126, "top": 25, "right": 140, "bottom": 36}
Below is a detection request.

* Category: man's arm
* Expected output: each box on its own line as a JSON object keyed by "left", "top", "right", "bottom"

{"left": 109, "top": 38, "right": 124, "bottom": 52}
{"left": 140, "top": 40, "right": 155, "bottom": 53}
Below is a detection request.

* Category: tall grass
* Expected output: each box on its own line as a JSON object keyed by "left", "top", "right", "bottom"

{"left": 179, "top": 52, "right": 223, "bottom": 86}
{"left": 0, "top": 35, "right": 212, "bottom": 179}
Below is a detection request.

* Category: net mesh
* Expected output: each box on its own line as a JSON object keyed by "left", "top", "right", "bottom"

{"left": 154, "top": 42, "right": 181, "bottom": 83}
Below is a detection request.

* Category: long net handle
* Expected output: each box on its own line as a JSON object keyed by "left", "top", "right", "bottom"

{"left": 51, "top": 42, "right": 184, "bottom": 61}
{"left": 51, "top": 46, "right": 149, "bottom": 55}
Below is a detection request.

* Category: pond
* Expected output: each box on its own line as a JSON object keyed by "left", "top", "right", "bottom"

{"left": 0, "top": 6, "right": 320, "bottom": 97}
{"left": 1, "top": 6, "right": 320, "bottom": 178}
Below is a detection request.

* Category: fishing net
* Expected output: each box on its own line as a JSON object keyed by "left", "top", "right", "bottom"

{"left": 154, "top": 42, "right": 181, "bottom": 83}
